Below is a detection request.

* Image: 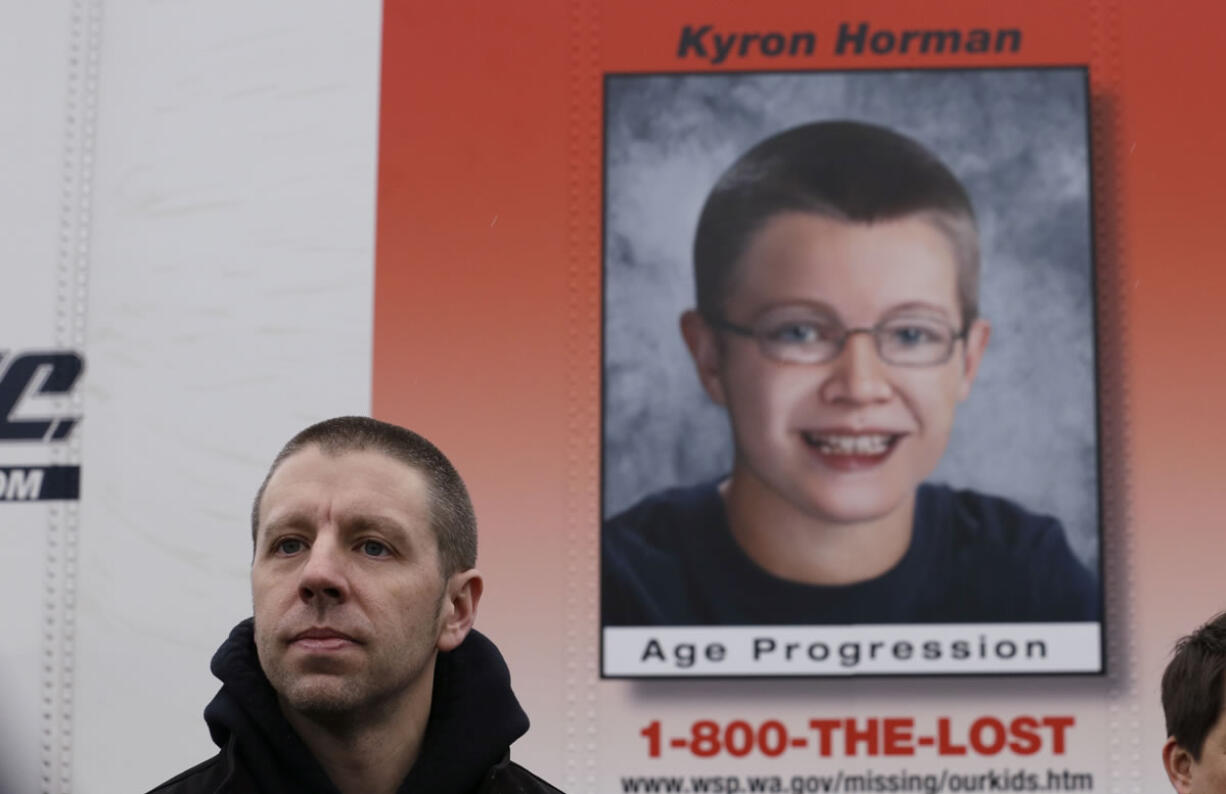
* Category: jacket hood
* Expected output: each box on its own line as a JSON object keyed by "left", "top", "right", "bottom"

{"left": 203, "top": 618, "right": 530, "bottom": 793}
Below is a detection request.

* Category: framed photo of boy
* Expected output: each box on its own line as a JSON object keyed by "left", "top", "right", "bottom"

{"left": 600, "top": 68, "right": 1103, "bottom": 677}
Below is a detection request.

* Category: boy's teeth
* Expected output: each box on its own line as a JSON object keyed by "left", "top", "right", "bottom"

{"left": 808, "top": 434, "right": 890, "bottom": 455}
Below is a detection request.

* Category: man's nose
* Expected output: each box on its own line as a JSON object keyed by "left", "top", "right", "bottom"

{"left": 297, "top": 540, "right": 349, "bottom": 605}
{"left": 819, "top": 331, "right": 893, "bottom": 405}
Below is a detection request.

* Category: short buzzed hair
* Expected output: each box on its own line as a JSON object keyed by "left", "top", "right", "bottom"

{"left": 694, "top": 120, "right": 980, "bottom": 327}
{"left": 251, "top": 416, "right": 477, "bottom": 576}
{"left": 1162, "top": 611, "right": 1226, "bottom": 759}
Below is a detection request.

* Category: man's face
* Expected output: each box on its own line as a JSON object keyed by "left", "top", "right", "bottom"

{"left": 251, "top": 446, "right": 463, "bottom": 719}
{"left": 1165, "top": 710, "right": 1226, "bottom": 794}
{"left": 684, "top": 211, "right": 989, "bottom": 526}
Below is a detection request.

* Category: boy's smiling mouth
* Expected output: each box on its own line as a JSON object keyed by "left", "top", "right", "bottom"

{"left": 799, "top": 431, "right": 905, "bottom": 467}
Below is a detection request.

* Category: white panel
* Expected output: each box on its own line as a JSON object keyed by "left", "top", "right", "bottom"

{"left": 0, "top": 3, "right": 81, "bottom": 794}
{"left": 69, "top": 2, "right": 381, "bottom": 791}
{"left": 0, "top": 3, "right": 69, "bottom": 327}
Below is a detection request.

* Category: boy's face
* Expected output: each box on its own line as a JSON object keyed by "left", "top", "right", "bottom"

{"left": 683, "top": 211, "right": 990, "bottom": 526}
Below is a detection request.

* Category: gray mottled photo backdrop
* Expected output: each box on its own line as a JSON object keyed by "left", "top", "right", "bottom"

{"left": 602, "top": 69, "right": 1100, "bottom": 575}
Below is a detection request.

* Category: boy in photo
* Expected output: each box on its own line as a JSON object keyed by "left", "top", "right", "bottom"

{"left": 602, "top": 120, "right": 1098, "bottom": 626}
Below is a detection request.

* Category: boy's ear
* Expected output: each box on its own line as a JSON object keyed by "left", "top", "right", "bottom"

{"left": 1162, "top": 737, "right": 1195, "bottom": 794}
{"left": 680, "top": 310, "right": 728, "bottom": 406}
{"left": 436, "top": 569, "right": 483, "bottom": 652}
{"left": 957, "top": 318, "right": 991, "bottom": 401}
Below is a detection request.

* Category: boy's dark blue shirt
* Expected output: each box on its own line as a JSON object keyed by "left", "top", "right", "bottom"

{"left": 602, "top": 481, "right": 1098, "bottom": 626}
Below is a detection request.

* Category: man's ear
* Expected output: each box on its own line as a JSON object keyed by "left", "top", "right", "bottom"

{"left": 1163, "top": 737, "right": 1196, "bottom": 794}
{"left": 680, "top": 309, "right": 728, "bottom": 406}
{"left": 957, "top": 318, "right": 991, "bottom": 402}
{"left": 436, "top": 569, "right": 483, "bottom": 652}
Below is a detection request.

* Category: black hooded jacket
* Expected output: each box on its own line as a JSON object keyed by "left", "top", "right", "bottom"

{"left": 147, "top": 619, "right": 562, "bottom": 794}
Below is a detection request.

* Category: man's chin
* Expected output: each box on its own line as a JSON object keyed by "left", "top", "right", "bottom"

{"left": 276, "top": 675, "right": 367, "bottom": 718}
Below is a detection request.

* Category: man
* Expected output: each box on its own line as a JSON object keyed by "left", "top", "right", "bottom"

{"left": 1162, "top": 612, "right": 1226, "bottom": 794}
{"left": 150, "top": 416, "right": 562, "bottom": 793}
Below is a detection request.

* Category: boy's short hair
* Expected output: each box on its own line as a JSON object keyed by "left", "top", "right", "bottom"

{"left": 1162, "top": 612, "right": 1226, "bottom": 759}
{"left": 693, "top": 120, "right": 980, "bottom": 326}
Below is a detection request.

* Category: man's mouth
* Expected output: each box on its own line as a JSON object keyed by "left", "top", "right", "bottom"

{"left": 289, "top": 627, "right": 360, "bottom": 651}
{"left": 800, "top": 431, "right": 903, "bottom": 469}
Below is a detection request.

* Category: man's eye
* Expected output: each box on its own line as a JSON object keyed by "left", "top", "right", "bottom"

{"left": 274, "top": 538, "right": 305, "bottom": 555}
{"left": 360, "top": 540, "right": 390, "bottom": 558}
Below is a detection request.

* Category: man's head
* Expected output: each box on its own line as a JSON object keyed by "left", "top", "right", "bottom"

{"left": 681, "top": 121, "right": 990, "bottom": 528}
{"left": 249, "top": 417, "right": 482, "bottom": 722}
{"left": 1162, "top": 612, "right": 1226, "bottom": 793}
{"left": 251, "top": 416, "right": 476, "bottom": 576}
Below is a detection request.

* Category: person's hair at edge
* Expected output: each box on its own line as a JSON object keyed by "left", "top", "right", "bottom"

{"left": 693, "top": 119, "right": 980, "bottom": 326}
{"left": 1162, "top": 611, "right": 1226, "bottom": 758}
{"left": 249, "top": 416, "right": 477, "bottom": 577}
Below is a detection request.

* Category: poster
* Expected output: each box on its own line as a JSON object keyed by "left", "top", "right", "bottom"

{"left": 373, "top": 0, "right": 1174, "bottom": 791}
{"left": 600, "top": 68, "right": 1101, "bottom": 676}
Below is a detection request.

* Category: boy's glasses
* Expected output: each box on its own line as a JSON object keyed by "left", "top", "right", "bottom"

{"left": 706, "top": 313, "right": 967, "bottom": 367}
